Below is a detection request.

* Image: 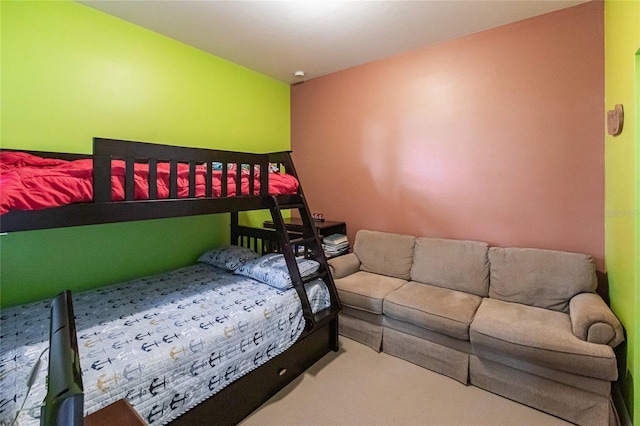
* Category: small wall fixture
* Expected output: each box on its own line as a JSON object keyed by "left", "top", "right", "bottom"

{"left": 607, "top": 104, "right": 624, "bottom": 136}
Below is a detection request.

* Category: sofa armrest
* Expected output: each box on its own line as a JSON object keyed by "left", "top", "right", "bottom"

{"left": 569, "top": 292, "right": 624, "bottom": 347}
{"left": 327, "top": 253, "right": 361, "bottom": 279}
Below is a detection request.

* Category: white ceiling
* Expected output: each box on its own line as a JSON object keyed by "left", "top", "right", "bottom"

{"left": 79, "top": 0, "right": 588, "bottom": 84}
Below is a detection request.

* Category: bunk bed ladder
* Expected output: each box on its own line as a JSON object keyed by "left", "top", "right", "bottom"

{"left": 266, "top": 194, "right": 342, "bottom": 341}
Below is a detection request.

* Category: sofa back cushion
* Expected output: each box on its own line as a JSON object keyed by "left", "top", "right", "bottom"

{"left": 410, "top": 237, "right": 490, "bottom": 297}
{"left": 353, "top": 230, "right": 416, "bottom": 280}
{"left": 488, "top": 247, "right": 597, "bottom": 313}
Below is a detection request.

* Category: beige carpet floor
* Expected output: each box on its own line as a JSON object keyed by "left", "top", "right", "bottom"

{"left": 240, "top": 337, "right": 571, "bottom": 426}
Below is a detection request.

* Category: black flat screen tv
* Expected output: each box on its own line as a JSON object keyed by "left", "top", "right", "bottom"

{"left": 40, "top": 290, "right": 84, "bottom": 426}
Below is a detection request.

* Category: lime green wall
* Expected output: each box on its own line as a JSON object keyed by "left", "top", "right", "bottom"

{"left": 0, "top": 1, "right": 290, "bottom": 307}
{"left": 604, "top": 0, "right": 640, "bottom": 419}
{"left": 637, "top": 50, "right": 640, "bottom": 423}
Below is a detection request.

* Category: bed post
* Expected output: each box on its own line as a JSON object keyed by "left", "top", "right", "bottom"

{"left": 230, "top": 212, "right": 239, "bottom": 245}
{"left": 92, "top": 138, "right": 113, "bottom": 203}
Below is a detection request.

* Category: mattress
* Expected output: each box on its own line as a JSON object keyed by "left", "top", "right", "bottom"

{"left": 0, "top": 151, "right": 300, "bottom": 215}
{"left": 0, "top": 263, "right": 330, "bottom": 425}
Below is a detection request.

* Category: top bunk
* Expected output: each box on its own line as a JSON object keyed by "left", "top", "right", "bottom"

{"left": 0, "top": 137, "right": 304, "bottom": 233}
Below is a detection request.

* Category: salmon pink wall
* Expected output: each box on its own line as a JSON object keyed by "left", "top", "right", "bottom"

{"left": 292, "top": 2, "right": 605, "bottom": 269}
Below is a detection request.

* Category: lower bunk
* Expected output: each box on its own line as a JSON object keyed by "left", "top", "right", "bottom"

{"left": 0, "top": 234, "right": 339, "bottom": 425}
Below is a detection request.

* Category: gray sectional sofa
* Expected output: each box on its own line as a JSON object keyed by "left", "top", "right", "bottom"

{"left": 328, "top": 230, "right": 624, "bottom": 426}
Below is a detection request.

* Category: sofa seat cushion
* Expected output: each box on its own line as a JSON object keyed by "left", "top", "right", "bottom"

{"left": 470, "top": 298, "right": 618, "bottom": 381}
{"left": 335, "top": 271, "right": 407, "bottom": 314}
{"left": 383, "top": 281, "right": 483, "bottom": 340}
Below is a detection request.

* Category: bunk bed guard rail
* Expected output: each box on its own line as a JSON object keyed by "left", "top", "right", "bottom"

{"left": 93, "top": 137, "right": 270, "bottom": 202}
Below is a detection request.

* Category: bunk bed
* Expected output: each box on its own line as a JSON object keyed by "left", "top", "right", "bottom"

{"left": 0, "top": 137, "right": 342, "bottom": 425}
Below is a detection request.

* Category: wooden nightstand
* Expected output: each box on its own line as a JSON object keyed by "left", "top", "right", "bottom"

{"left": 263, "top": 217, "right": 349, "bottom": 258}
{"left": 263, "top": 217, "right": 346, "bottom": 240}
{"left": 84, "top": 399, "right": 145, "bottom": 426}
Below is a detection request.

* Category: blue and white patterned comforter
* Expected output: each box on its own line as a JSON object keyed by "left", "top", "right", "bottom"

{"left": 0, "top": 263, "right": 330, "bottom": 425}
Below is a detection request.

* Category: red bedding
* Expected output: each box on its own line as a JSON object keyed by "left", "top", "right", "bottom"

{"left": 0, "top": 151, "right": 299, "bottom": 215}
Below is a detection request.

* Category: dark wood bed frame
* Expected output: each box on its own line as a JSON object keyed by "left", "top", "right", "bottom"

{"left": 1, "top": 137, "right": 341, "bottom": 426}
{"left": 3, "top": 138, "right": 294, "bottom": 232}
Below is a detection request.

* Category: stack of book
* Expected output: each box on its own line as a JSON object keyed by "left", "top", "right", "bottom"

{"left": 322, "top": 233, "right": 350, "bottom": 258}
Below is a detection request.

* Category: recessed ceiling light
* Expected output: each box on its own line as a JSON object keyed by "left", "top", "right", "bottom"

{"left": 294, "top": 71, "right": 305, "bottom": 78}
